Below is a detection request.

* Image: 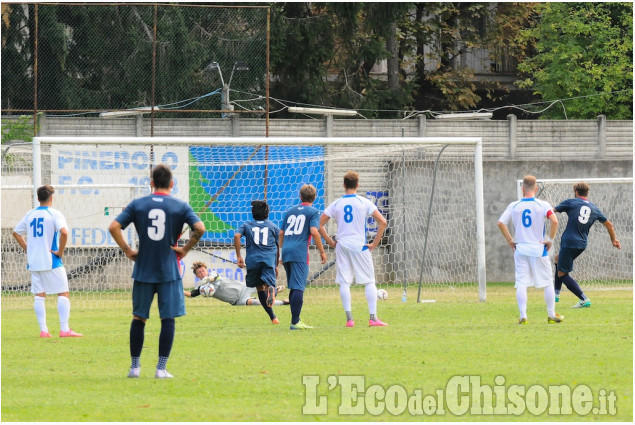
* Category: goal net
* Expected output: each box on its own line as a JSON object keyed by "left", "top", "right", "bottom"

{"left": 1, "top": 136, "right": 486, "bottom": 309}
{"left": 517, "top": 178, "right": 633, "bottom": 288}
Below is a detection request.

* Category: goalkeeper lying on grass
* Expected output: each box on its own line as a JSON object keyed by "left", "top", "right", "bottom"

{"left": 184, "top": 261, "right": 289, "bottom": 306}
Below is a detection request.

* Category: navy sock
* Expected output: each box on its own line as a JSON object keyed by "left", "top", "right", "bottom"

{"left": 159, "top": 318, "right": 175, "bottom": 358}
{"left": 257, "top": 291, "right": 275, "bottom": 320}
{"left": 130, "top": 319, "right": 145, "bottom": 358}
{"left": 290, "top": 289, "right": 304, "bottom": 325}
{"left": 560, "top": 274, "right": 585, "bottom": 300}
{"left": 554, "top": 264, "right": 562, "bottom": 293}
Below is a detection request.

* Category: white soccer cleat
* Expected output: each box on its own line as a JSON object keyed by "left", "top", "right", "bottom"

{"left": 155, "top": 369, "right": 174, "bottom": 379}
{"left": 127, "top": 367, "right": 140, "bottom": 378}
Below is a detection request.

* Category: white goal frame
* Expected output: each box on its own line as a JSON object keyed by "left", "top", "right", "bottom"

{"left": 32, "top": 136, "right": 487, "bottom": 302}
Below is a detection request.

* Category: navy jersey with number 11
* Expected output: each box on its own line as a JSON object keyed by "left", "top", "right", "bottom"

{"left": 237, "top": 219, "right": 280, "bottom": 268}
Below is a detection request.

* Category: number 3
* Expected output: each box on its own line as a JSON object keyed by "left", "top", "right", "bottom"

{"left": 148, "top": 209, "right": 166, "bottom": 241}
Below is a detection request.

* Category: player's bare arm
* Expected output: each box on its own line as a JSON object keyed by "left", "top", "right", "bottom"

{"left": 318, "top": 214, "right": 336, "bottom": 249}
{"left": 108, "top": 220, "right": 138, "bottom": 261}
{"left": 367, "top": 210, "right": 387, "bottom": 251}
{"left": 602, "top": 220, "right": 621, "bottom": 249}
{"left": 171, "top": 221, "right": 205, "bottom": 259}
{"left": 11, "top": 231, "right": 27, "bottom": 252}
{"left": 234, "top": 232, "right": 246, "bottom": 268}
{"left": 497, "top": 221, "right": 516, "bottom": 251}
{"left": 51, "top": 227, "right": 68, "bottom": 258}
{"left": 543, "top": 211, "right": 558, "bottom": 251}
{"left": 278, "top": 230, "right": 285, "bottom": 265}
{"left": 310, "top": 227, "right": 328, "bottom": 264}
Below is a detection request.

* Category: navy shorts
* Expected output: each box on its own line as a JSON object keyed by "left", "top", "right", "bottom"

{"left": 283, "top": 261, "right": 309, "bottom": 291}
{"left": 245, "top": 262, "right": 276, "bottom": 288}
{"left": 557, "top": 247, "right": 585, "bottom": 274}
{"left": 132, "top": 279, "right": 185, "bottom": 320}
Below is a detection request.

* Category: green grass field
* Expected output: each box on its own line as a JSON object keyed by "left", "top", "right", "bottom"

{"left": 1, "top": 285, "right": 632, "bottom": 421}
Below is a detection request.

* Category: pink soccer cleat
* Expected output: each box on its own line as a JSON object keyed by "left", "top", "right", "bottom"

{"left": 40, "top": 331, "right": 52, "bottom": 338}
{"left": 369, "top": 319, "right": 388, "bottom": 327}
{"left": 346, "top": 320, "right": 355, "bottom": 328}
{"left": 59, "top": 329, "right": 83, "bottom": 337}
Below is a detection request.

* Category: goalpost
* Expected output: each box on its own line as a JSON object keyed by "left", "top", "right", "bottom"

{"left": 517, "top": 177, "right": 633, "bottom": 288}
{"left": 1, "top": 136, "right": 486, "bottom": 308}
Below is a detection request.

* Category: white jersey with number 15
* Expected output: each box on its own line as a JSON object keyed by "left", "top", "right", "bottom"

{"left": 324, "top": 194, "right": 377, "bottom": 251}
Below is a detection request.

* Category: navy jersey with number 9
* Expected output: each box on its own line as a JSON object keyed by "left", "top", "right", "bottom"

{"left": 555, "top": 198, "right": 607, "bottom": 249}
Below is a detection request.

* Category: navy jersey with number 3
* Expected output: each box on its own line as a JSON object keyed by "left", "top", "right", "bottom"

{"left": 555, "top": 198, "right": 607, "bottom": 249}
{"left": 115, "top": 193, "right": 200, "bottom": 282}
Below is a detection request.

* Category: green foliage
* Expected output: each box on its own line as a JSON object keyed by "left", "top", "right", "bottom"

{"left": 1, "top": 287, "right": 632, "bottom": 421}
{"left": 517, "top": 3, "right": 633, "bottom": 119}
{"left": 1, "top": 115, "right": 35, "bottom": 144}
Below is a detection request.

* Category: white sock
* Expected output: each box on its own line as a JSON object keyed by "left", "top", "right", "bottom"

{"left": 34, "top": 296, "right": 48, "bottom": 332}
{"left": 58, "top": 296, "right": 71, "bottom": 332}
{"left": 544, "top": 285, "right": 556, "bottom": 317}
{"left": 516, "top": 286, "right": 528, "bottom": 319}
{"left": 339, "top": 283, "right": 352, "bottom": 313}
{"left": 365, "top": 283, "right": 378, "bottom": 316}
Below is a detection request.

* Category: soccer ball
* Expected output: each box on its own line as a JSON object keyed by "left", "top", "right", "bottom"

{"left": 377, "top": 289, "right": 388, "bottom": 300}
{"left": 199, "top": 283, "right": 215, "bottom": 297}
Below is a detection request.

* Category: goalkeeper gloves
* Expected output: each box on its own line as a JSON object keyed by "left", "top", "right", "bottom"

{"left": 190, "top": 288, "right": 201, "bottom": 298}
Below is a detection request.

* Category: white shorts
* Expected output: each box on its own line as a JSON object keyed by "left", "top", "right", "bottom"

{"left": 335, "top": 243, "right": 375, "bottom": 285}
{"left": 514, "top": 252, "right": 553, "bottom": 288}
{"left": 31, "top": 267, "right": 69, "bottom": 295}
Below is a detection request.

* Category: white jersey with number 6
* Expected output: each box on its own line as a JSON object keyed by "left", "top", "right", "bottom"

{"left": 324, "top": 194, "right": 377, "bottom": 251}
{"left": 499, "top": 197, "right": 554, "bottom": 257}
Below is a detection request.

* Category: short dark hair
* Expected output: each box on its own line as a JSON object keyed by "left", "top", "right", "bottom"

{"left": 152, "top": 164, "right": 172, "bottom": 189}
{"left": 251, "top": 200, "right": 269, "bottom": 220}
{"left": 300, "top": 184, "right": 316, "bottom": 203}
{"left": 37, "top": 185, "right": 55, "bottom": 202}
{"left": 343, "top": 171, "right": 359, "bottom": 190}
{"left": 574, "top": 182, "right": 590, "bottom": 197}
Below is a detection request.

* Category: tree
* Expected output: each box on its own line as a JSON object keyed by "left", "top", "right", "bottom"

{"left": 517, "top": 2, "right": 633, "bottom": 119}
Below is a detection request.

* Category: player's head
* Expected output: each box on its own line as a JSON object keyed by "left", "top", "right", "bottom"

{"left": 251, "top": 200, "right": 269, "bottom": 220}
{"left": 151, "top": 164, "right": 173, "bottom": 191}
{"left": 37, "top": 185, "right": 55, "bottom": 204}
{"left": 573, "top": 182, "right": 590, "bottom": 198}
{"left": 343, "top": 171, "right": 359, "bottom": 190}
{"left": 522, "top": 175, "right": 537, "bottom": 197}
{"left": 191, "top": 261, "right": 209, "bottom": 279}
{"left": 300, "top": 184, "right": 317, "bottom": 203}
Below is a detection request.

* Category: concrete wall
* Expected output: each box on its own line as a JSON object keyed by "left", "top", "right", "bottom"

{"left": 2, "top": 115, "right": 632, "bottom": 289}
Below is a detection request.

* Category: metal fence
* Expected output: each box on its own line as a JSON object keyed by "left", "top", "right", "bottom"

{"left": 1, "top": 3, "right": 270, "bottom": 134}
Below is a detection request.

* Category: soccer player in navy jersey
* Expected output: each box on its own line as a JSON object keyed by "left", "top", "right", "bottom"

{"left": 234, "top": 200, "right": 281, "bottom": 324}
{"left": 278, "top": 184, "right": 327, "bottom": 330}
{"left": 553, "top": 182, "right": 621, "bottom": 308}
{"left": 109, "top": 164, "right": 205, "bottom": 379}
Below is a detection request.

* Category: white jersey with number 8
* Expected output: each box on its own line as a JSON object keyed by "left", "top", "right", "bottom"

{"left": 324, "top": 194, "right": 377, "bottom": 251}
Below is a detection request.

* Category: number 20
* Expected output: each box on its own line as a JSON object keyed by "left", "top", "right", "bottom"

{"left": 285, "top": 214, "right": 306, "bottom": 235}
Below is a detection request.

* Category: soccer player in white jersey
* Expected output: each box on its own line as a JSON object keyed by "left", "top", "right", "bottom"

{"left": 319, "top": 171, "right": 388, "bottom": 327}
{"left": 12, "top": 185, "right": 82, "bottom": 338}
{"left": 498, "top": 175, "right": 564, "bottom": 324}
